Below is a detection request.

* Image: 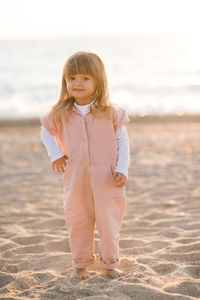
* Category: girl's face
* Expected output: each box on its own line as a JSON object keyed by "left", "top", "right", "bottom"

{"left": 66, "top": 73, "right": 96, "bottom": 105}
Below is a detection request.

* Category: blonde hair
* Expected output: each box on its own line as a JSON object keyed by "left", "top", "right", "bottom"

{"left": 47, "top": 50, "right": 112, "bottom": 127}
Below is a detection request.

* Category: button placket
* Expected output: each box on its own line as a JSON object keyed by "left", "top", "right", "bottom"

{"left": 83, "top": 117, "right": 91, "bottom": 164}
{"left": 73, "top": 108, "right": 91, "bottom": 164}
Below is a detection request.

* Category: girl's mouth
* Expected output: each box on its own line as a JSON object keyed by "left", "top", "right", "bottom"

{"left": 74, "top": 89, "right": 84, "bottom": 92}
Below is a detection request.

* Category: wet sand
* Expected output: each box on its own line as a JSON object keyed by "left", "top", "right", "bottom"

{"left": 0, "top": 115, "right": 200, "bottom": 299}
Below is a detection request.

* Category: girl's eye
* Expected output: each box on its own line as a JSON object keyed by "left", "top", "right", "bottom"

{"left": 67, "top": 76, "right": 90, "bottom": 81}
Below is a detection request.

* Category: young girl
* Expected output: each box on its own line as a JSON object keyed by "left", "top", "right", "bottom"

{"left": 40, "top": 50, "right": 130, "bottom": 280}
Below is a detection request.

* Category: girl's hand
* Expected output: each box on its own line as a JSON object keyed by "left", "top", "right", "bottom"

{"left": 112, "top": 171, "right": 127, "bottom": 186}
{"left": 52, "top": 155, "right": 68, "bottom": 174}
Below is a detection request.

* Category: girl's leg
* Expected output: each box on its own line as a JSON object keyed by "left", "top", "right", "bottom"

{"left": 91, "top": 165, "right": 126, "bottom": 271}
{"left": 63, "top": 165, "right": 96, "bottom": 269}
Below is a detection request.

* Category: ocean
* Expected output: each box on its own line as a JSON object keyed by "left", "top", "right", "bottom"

{"left": 1, "top": 33, "right": 200, "bottom": 118}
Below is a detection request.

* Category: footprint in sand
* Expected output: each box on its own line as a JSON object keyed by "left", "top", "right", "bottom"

{"left": 12, "top": 234, "right": 56, "bottom": 245}
{"left": 119, "top": 239, "right": 145, "bottom": 249}
{"left": 164, "top": 281, "right": 200, "bottom": 298}
{"left": 183, "top": 266, "right": 200, "bottom": 279}
{"left": 151, "top": 263, "right": 177, "bottom": 275}
{"left": 0, "top": 273, "right": 14, "bottom": 288}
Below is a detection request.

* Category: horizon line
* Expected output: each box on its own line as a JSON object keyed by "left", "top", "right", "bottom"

{"left": 0, "top": 32, "right": 187, "bottom": 41}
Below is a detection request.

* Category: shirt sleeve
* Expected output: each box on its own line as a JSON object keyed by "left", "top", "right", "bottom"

{"left": 40, "top": 125, "right": 66, "bottom": 161}
{"left": 113, "top": 105, "right": 130, "bottom": 132}
{"left": 114, "top": 125, "right": 130, "bottom": 178}
{"left": 40, "top": 112, "right": 58, "bottom": 137}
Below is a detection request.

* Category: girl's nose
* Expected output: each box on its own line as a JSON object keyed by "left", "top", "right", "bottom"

{"left": 74, "top": 78, "right": 83, "bottom": 86}
{"left": 73, "top": 78, "right": 81, "bottom": 84}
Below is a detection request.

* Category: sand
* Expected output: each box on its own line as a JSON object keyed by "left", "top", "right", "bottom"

{"left": 0, "top": 115, "right": 200, "bottom": 300}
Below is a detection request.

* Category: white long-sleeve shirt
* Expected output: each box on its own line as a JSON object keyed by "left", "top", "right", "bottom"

{"left": 40, "top": 101, "right": 130, "bottom": 177}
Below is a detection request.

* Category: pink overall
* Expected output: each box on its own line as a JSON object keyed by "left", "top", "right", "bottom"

{"left": 40, "top": 103, "right": 130, "bottom": 269}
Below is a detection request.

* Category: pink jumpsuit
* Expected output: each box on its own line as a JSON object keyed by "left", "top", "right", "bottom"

{"left": 40, "top": 103, "right": 130, "bottom": 269}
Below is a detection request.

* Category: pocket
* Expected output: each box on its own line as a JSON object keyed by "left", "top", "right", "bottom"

{"left": 62, "top": 171, "right": 65, "bottom": 184}
{"left": 110, "top": 165, "right": 115, "bottom": 181}
{"left": 62, "top": 163, "right": 69, "bottom": 184}
{"left": 110, "top": 165, "right": 121, "bottom": 187}
{"left": 62, "top": 164, "right": 74, "bottom": 186}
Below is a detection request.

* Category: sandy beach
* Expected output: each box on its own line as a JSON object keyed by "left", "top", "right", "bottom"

{"left": 0, "top": 115, "right": 200, "bottom": 299}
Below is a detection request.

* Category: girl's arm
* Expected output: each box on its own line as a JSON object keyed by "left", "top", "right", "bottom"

{"left": 114, "top": 125, "right": 130, "bottom": 178}
{"left": 40, "top": 125, "right": 66, "bottom": 161}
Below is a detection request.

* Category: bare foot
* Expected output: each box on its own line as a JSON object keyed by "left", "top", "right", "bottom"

{"left": 70, "top": 268, "right": 87, "bottom": 279}
{"left": 103, "top": 268, "right": 125, "bottom": 279}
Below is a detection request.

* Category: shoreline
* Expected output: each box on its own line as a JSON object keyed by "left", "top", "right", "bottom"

{"left": 0, "top": 113, "right": 200, "bottom": 127}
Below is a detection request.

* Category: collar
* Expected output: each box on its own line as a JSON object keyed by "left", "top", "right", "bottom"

{"left": 72, "top": 98, "right": 97, "bottom": 114}
{"left": 74, "top": 98, "right": 96, "bottom": 107}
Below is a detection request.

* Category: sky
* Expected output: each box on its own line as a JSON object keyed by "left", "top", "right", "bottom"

{"left": 0, "top": 0, "right": 200, "bottom": 39}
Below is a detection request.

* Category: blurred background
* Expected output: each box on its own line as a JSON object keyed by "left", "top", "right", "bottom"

{"left": 1, "top": 0, "right": 200, "bottom": 118}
